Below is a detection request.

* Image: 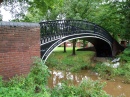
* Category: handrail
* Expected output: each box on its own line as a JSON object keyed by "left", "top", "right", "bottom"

{"left": 40, "top": 20, "right": 113, "bottom": 44}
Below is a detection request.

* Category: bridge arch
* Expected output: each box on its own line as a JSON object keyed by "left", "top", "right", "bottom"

{"left": 41, "top": 32, "right": 112, "bottom": 63}
{"left": 40, "top": 20, "right": 124, "bottom": 63}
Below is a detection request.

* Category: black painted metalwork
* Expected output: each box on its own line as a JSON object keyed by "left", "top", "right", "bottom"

{"left": 40, "top": 20, "right": 124, "bottom": 62}
{"left": 40, "top": 20, "right": 113, "bottom": 44}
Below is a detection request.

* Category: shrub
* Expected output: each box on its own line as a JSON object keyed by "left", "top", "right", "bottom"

{"left": 0, "top": 57, "right": 113, "bottom": 97}
{"left": 118, "top": 63, "right": 130, "bottom": 83}
{"left": 120, "top": 46, "right": 130, "bottom": 62}
{"left": 51, "top": 78, "right": 110, "bottom": 97}
{"left": 93, "top": 63, "right": 117, "bottom": 79}
{"left": 0, "top": 57, "right": 51, "bottom": 97}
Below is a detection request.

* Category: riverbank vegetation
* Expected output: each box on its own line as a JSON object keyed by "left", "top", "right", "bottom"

{"left": 46, "top": 47, "right": 130, "bottom": 84}
{"left": 46, "top": 47, "right": 95, "bottom": 72}
{"left": 0, "top": 58, "right": 110, "bottom": 97}
{"left": 0, "top": 48, "right": 129, "bottom": 97}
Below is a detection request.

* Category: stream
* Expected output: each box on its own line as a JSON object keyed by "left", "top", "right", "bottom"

{"left": 48, "top": 68, "right": 130, "bottom": 97}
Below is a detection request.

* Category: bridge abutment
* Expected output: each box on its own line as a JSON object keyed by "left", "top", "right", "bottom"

{"left": 0, "top": 22, "right": 40, "bottom": 80}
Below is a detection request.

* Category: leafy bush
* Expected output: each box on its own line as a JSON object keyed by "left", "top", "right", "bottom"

{"left": 0, "top": 57, "right": 111, "bottom": 97}
{"left": 51, "top": 78, "right": 110, "bottom": 97}
{"left": 118, "top": 46, "right": 130, "bottom": 83}
{"left": 93, "top": 61, "right": 130, "bottom": 83}
{"left": 0, "top": 57, "right": 50, "bottom": 97}
{"left": 93, "top": 63, "right": 118, "bottom": 80}
{"left": 118, "top": 63, "right": 130, "bottom": 83}
{"left": 120, "top": 46, "right": 130, "bottom": 62}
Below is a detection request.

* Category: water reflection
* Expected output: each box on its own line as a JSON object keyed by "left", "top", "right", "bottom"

{"left": 48, "top": 68, "right": 130, "bottom": 97}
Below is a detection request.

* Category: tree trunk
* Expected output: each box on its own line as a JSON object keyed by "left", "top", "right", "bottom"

{"left": 0, "top": 0, "right": 3, "bottom": 4}
{"left": 72, "top": 39, "right": 76, "bottom": 55}
{"left": 83, "top": 39, "right": 86, "bottom": 48}
{"left": 63, "top": 42, "right": 66, "bottom": 53}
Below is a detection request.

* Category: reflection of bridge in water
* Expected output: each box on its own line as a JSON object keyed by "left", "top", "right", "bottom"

{"left": 40, "top": 20, "right": 124, "bottom": 62}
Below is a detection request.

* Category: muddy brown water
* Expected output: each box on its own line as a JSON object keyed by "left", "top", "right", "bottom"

{"left": 48, "top": 68, "right": 130, "bottom": 97}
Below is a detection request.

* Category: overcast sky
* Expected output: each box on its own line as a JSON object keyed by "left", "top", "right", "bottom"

{"left": 0, "top": 6, "right": 12, "bottom": 21}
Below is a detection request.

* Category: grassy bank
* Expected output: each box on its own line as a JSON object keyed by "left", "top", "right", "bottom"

{"left": 53, "top": 47, "right": 79, "bottom": 52}
{"left": 46, "top": 47, "right": 95, "bottom": 72}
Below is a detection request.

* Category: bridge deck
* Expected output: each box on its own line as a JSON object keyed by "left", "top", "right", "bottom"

{"left": 40, "top": 20, "right": 124, "bottom": 62}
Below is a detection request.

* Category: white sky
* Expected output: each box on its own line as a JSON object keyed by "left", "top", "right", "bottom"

{"left": 0, "top": 6, "right": 12, "bottom": 21}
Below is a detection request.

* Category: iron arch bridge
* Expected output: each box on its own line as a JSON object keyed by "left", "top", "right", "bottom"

{"left": 40, "top": 20, "right": 124, "bottom": 62}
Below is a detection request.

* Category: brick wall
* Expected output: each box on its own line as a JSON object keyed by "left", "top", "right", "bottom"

{"left": 0, "top": 22, "right": 40, "bottom": 80}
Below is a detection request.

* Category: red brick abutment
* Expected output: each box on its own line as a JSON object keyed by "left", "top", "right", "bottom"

{"left": 0, "top": 22, "right": 40, "bottom": 80}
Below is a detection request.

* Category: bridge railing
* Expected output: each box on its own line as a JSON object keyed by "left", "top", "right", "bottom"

{"left": 40, "top": 20, "right": 113, "bottom": 44}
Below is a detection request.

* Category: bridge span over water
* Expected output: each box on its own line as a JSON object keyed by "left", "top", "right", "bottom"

{"left": 40, "top": 20, "right": 124, "bottom": 62}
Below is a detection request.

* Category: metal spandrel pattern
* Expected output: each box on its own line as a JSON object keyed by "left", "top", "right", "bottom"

{"left": 40, "top": 20, "right": 113, "bottom": 44}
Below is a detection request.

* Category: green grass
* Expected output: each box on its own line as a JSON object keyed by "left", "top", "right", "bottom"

{"left": 46, "top": 47, "right": 95, "bottom": 72}
{"left": 53, "top": 46, "right": 79, "bottom": 52}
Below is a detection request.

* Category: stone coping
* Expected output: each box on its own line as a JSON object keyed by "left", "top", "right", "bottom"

{"left": 0, "top": 21, "right": 40, "bottom": 27}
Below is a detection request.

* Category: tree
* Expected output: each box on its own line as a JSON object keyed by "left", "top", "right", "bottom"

{"left": 82, "top": 39, "right": 87, "bottom": 48}
{"left": 0, "top": 11, "right": 2, "bottom": 21}
{"left": 45, "top": 0, "right": 102, "bottom": 55}
{"left": 63, "top": 42, "right": 66, "bottom": 53}
{"left": 119, "top": 0, "right": 130, "bottom": 40}
{"left": 72, "top": 39, "right": 76, "bottom": 55}
{"left": 87, "top": 0, "right": 130, "bottom": 41}
{"left": 0, "top": 15, "right": 2, "bottom": 21}
{"left": 46, "top": 0, "right": 102, "bottom": 20}
{"left": 1, "top": 0, "right": 29, "bottom": 21}
{"left": 1, "top": 0, "right": 57, "bottom": 21}
{"left": 18, "top": 0, "right": 63, "bottom": 22}
{"left": 27, "top": 0, "right": 55, "bottom": 17}
{"left": 0, "top": 0, "right": 3, "bottom": 3}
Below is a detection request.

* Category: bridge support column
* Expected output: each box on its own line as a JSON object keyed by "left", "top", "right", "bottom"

{"left": 112, "top": 39, "right": 124, "bottom": 56}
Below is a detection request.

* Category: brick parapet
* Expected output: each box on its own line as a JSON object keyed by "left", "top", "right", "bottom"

{"left": 0, "top": 22, "right": 40, "bottom": 80}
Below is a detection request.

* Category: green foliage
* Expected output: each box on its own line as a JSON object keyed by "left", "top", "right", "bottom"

{"left": 22, "top": 0, "right": 62, "bottom": 22}
{"left": 117, "top": 46, "right": 130, "bottom": 83}
{"left": 1, "top": 0, "right": 29, "bottom": 21}
{"left": 0, "top": 57, "right": 50, "bottom": 97}
{"left": 88, "top": 1, "right": 122, "bottom": 40}
{"left": 93, "top": 63, "right": 118, "bottom": 79}
{"left": 119, "top": 0, "right": 130, "bottom": 40}
{"left": 117, "top": 63, "right": 130, "bottom": 83}
{"left": 47, "top": 47, "right": 130, "bottom": 83}
{"left": 89, "top": 0, "right": 130, "bottom": 40}
{"left": 120, "top": 46, "right": 130, "bottom": 62}
{"left": 93, "top": 60, "right": 130, "bottom": 83}
{"left": 28, "top": 57, "right": 50, "bottom": 86}
{"left": 51, "top": 78, "right": 110, "bottom": 97}
{"left": 46, "top": 0, "right": 101, "bottom": 20}
{"left": 0, "top": 57, "right": 112, "bottom": 97}
{"left": 0, "top": 14, "right": 2, "bottom": 21}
